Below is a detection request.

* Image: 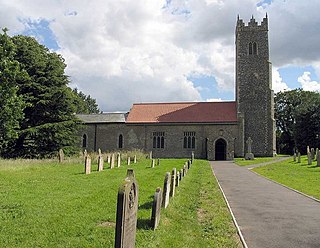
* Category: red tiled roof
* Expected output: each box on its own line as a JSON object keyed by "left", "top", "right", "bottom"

{"left": 126, "top": 102, "right": 238, "bottom": 123}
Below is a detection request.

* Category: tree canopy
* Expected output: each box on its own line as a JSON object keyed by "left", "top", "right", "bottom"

{"left": 275, "top": 89, "right": 320, "bottom": 154}
{"left": 72, "top": 88, "right": 100, "bottom": 114}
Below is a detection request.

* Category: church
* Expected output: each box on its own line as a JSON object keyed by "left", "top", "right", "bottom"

{"left": 77, "top": 15, "right": 276, "bottom": 160}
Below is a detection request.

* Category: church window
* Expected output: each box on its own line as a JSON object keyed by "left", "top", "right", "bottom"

{"left": 118, "top": 134, "right": 123, "bottom": 149}
{"left": 152, "top": 132, "right": 165, "bottom": 149}
{"left": 82, "top": 134, "right": 87, "bottom": 148}
{"left": 183, "top": 132, "right": 195, "bottom": 149}
{"left": 249, "top": 42, "right": 257, "bottom": 55}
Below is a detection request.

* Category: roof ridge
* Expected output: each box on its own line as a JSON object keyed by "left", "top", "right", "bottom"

{"left": 132, "top": 101, "right": 236, "bottom": 105}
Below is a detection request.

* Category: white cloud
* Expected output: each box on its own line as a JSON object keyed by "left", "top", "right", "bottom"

{"left": 298, "top": 71, "right": 320, "bottom": 92}
{"left": 272, "top": 67, "right": 290, "bottom": 93}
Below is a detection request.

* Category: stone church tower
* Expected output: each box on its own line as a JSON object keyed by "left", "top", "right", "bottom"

{"left": 235, "top": 14, "right": 275, "bottom": 156}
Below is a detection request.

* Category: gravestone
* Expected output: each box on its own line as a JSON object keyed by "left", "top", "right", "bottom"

{"left": 151, "top": 187, "right": 162, "bottom": 230}
{"left": 293, "top": 153, "right": 296, "bottom": 162}
{"left": 176, "top": 171, "right": 180, "bottom": 187}
{"left": 107, "top": 155, "right": 111, "bottom": 164}
{"left": 184, "top": 164, "right": 187, "bottom": 175}
{"left": 316, "top": 148, "right": 319, "bottom": 161}
{"left": 98, "top": 148, "right": 102, "bottom": 156}
{"left": 127, "top": 157, "right": 131, "bottom": 166}
{"left": 115, "top": 169, "right": 139, "bottom": 248}
{"left": 134, "top": 155, "right": 137, "bottom": 164}
{"left": 98, "top": 155, "right": 104, "bottom": 171}
{"left": 162, "top": 172, "right": 171, "bottom": 208}
{"left": 117, "top": 153, "right": 121, "bottom": 167}
{"left": 83, "top": 149, "right": 88, "bottom": 159}
{"left": 317, "top": 151, "right": 320, "bottom": 167}
{"left": 298, "top": 152, "right": 301, "bottom": 163}
{"left": 58, "top": 149, "right": 64, "bottom": 163}
{"left": 149, "top": 151, "right": 153, "bottom": 159}
{"left": 151, "top": 159, "right": 155, "bottom": 168}
{"left": 110, "top": 154, "right": 115, "bottom": 169}
{"left": 187, "top": 160, "right": 191, "bottom": 169}
{"left": 85, "top": 155, "right": 91, "bottom": 174}
{"left": 170, "top": 168, "right": 176, "bottom": 197}
{"left": 311, "top": 148, "right": 315, "bottom": 160}
{"left": 157, "top": 158, "right": 160, "bottom": 166}
{"left": 307, "top": 152, "right": 312, "bottom": 165}
{"left": 307, "top": 146, "right": 310, "bottom": 154}
{"left": 191, "top": 151, "right": 194, "bottom": 163}
{"left": 180, "top": 169, "right": 183, "bottom": 180}
{"left": 245, "top": 137, "right": 254, "bottom": 160}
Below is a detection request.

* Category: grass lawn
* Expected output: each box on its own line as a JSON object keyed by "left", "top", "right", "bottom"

{"left": 253, "top": 156, "right": 320, "bottom": 200}
{"left": 0, "top": 158, "right": 240, "bottom": 247}
{"left": 234, "top": 155, "right": 286, "bottom": 166}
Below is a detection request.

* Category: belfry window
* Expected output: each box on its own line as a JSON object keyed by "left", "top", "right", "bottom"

{"left": 82, "top": 134, "right": 87, "bottom": 148}
{"left": 152, "top": 132, "right": 165, "bottom": 149}
{"left": 183, "top": 132, "right": 195, "bottom": 149}
{"left": 249, "top": 42, "right": 257, "bottom": 55}
{"left": 118, "top": 134, "right": 123, "bottom": 149}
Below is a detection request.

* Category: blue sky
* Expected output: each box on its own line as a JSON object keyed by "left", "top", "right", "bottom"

{"left": 1, "top": 0, "right": 319, "bottom": 111}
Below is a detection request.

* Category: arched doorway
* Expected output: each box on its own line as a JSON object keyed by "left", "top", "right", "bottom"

{"left": 215, "top": 138, "right": 227, "bottom": 160}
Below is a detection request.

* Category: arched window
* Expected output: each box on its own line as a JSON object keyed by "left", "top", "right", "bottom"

{"left": 249, "top": 42, "right": 257, "bottom": 55}
{"left": 160, "top": 137, "right": 164, "bottom": 149}
{"left": 153, "top": 136, "right": 157, "bottom": 148}
{"left": 118, "top": 134, "right": 123, "bottom": 149}
{"left": 183, "top": 137, "right": 187, "bottom": 148}
{"left": 249, "top": 42, "right": 253, "bottom": 55}
{"left": 191, "top": 136, "right": 195, "bottom": 149}
{"left": 187, "top": 136, "right": 191, "bottom": 148}
{"left": 82, "top": 134, "right": 87, "bottom": 148}
{"left": 253, "top": 42, "right": 257, "bottom": 55}
{"left": 157, "top": 136, "right": 161, "bottom": 148}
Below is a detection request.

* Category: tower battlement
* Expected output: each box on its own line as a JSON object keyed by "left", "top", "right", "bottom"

{"left": 236, "top": 14, "right": 268, "bottom": 32}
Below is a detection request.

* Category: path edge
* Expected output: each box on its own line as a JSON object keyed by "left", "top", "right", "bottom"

{"left": 210, "top": 162, "right": 248, "bottom": 248}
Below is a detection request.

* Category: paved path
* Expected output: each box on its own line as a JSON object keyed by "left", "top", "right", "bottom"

{"left": 211, "top": 160, "right": 320, "bottom": 248}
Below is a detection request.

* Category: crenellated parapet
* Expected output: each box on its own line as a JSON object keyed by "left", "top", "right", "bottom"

{"left": 236, "top": 14, "right": 268, "bottom": 32}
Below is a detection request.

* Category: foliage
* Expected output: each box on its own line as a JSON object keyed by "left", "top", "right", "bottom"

{"left": 72, "top": 88, "right": 100, "bottom": 114}
{"left": 253, "top": 156, "right": 320, "bottom": 200}
{"left": 0, "top": 158, "right": 240, "bottom": 247}
{"left": 275, "top": 89, "right": 320, "bottom": 154}
{"left": 0, "top": 29, "right": 25, "bottom": 155}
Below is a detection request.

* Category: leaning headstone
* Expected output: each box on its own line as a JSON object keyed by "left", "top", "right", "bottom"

{"left": 149, "top": 151, "right": 153, "bottom": 159}
{"left": 151, "top": 187, "right": 162, "bottom": 230}
{"left": 115, "top": 169, "right": 139, "bottom": 248}
{"left": 311, "top": 148, "right": 315, "bottom": 160}
{"left": 157, "top": 158, "right": 160, "bottom": 166}
{"left": 162, "top": 172, "right": 171, "bottom": 208}
{"left": 176, "top": 171, "right": 180, "bottom": 187}
{"left": 151, "top": 159, "right": 155, "bottom": 168}
{"left": 127, "top": 157, "right": 131, "bottom": 166}
{"left": 307, "top": 152, "right": 312, "bottom": 165}
{"left": 293, "top": 153, "right": 296, "bottom": 162}
{"left": 245, "top": 137, "right": 255, "bottom": 160}
{"left": 85, "top": 155, "right": 91, "bottom": 174}
{"left": 117, "top": 153, "right": 121, "bottom": 168}
{"left": 110, "top": 154, "right": 115, "bottom": 169}
{"left": 298, "top": 152, "right": 301, "bottom": 163}
{"left": 317, "top": 151, "right": 320, "bottom": 167}
{"left": 170, "top": 168, "right": 176, "bottom": 197}
{"left": 58, "top": 149, "right": 64, "bottom": 163}
{"left": 134, "top": 155, "right": 137, "bottom": 164}
{"left": 98, "top": 155, "right": 104, "bottom": 171}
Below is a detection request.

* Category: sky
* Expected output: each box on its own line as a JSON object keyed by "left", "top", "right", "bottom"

{"left": 1, "top": 0, "right": 320, "bottom": 112}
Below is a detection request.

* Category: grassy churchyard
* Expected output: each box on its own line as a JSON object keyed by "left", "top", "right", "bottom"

{"left": 252, "top": 156, "right": 320, "bottom": 200}
{"left": 0, "top": 155, "right": 241, "bottom": 247}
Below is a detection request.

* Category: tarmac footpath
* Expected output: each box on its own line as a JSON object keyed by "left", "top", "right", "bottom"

{"left": 211, "top": 160, "right": 320, "bottom": 248}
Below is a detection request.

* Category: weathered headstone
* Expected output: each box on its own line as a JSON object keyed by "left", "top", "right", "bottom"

{"left": 151, "top": 159, "right": 155, "bottom": 168}
{"left": 157, "top": 158, "right": 160, "bottom": 166}
{"left": 293, "top": 153, "right": 296, "bottom": 162}
{"left": 170, "top": 168, "right": 176, "bottom": 197}
{"left": 317, "top": 151, "right": 320, "bottom": 167}
{"left": 245, "top": 137, "right": 254, "bottom": 160}
{"left": 117, "top": 153, "right": 121, "bottom": 167}
{"left": 316, "top": 148, "right": 319, "bottom": 161}
{"left": 134, "top": 155, "right": 137, "bottom": 164}
{"left": 98, "top": 148, "right": 102, "bottom": 156}
{"left": 58, "top": 149, "right": 64, "bottom": 163}
{"left": 307, "top": 152, "right": 312, "bottom": 165}
{"left": 191, "top": 151, "right": 194, "bottom": 163}
{"left": 187, "top": 160, "right": 191, "bottom": 169}
{"left": 149, "top": 151, "right": 153, "bottom": 160}
{"left": 180, "top": 169, "right": 183, "bottom": 180}
{"left": 162, "top": 172, "right": 171, "bottom": 208}
{"left": 98, "top": 155, "right": 104, "bottom": 171}
{"left": 298, "top": 152, "right": 301, "bottom": 163}
{"left": 151, "top": 187, "right": 162, "bottom": 230}
{"left": 307, "top": 146, "right": 310, "bottom": 154}
{"left": 311, "top": 148, "right": 315, "bottom": 160}
{"left": 176, "top": 171, "right": 180, "bottom": 187}
{"left": 83, "top": 149, "right": 88, "bottom": 158}
{"left": 184, "top": 164, "right": 187, "bottom": 175}
{"left": 85, "top": 155, "right": 91, "bottom": 174}
{"left": 115, "top": 169, "right": 139, "bottom": 248}
{"left": 110, "top": 154, "right": 115, "bottom": 169}
{"left": 127, "top": 157, "right": 131, "bottom": 166}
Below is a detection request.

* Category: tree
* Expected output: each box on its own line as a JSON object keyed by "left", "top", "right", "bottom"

{"left": 10, "top": 35, "right": 79, "bottom": 158}
{"left": 275, "top": 89, "right": 320, "bottom": 154}
{"left": 0, "top": 29, "right": 25, "bottom": 155}
{"left": 72, "top": 88, "right": 100, "bottom": 114}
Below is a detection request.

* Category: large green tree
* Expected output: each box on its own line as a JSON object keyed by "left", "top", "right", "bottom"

{"left": 275, "top": 89, "right": 320, "bottom": 154}
{"left": 10, "top": 35, "right": 79, "bottom": 158}
{"left": 72, "top": 88, "right": 100, "bottom": 114}
{"left": 0, "top": 29, "right": 25, "bottom": 155}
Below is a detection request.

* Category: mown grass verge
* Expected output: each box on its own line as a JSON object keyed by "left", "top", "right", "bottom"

{"left": 0, "top": 158, "right": 240, "bottom": 247}
{"left": 253, "top": 156, "right": 320, "bottom": 200}
{"left": 234, "top": 155, "right": 286, "bottom": 166}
